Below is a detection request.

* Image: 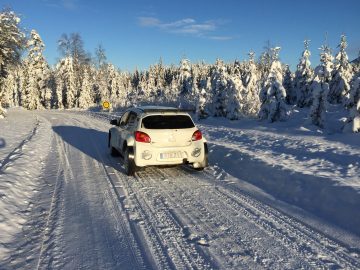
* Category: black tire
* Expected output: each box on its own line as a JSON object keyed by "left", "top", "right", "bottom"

{"left": 124, "top": 147, "right": 137, "bottom": 176}
{"left": 110, "top": 146, "right": 119, "bottom": 156}
{"left": 195, "top": 143, "right": 208, "bottom": 171}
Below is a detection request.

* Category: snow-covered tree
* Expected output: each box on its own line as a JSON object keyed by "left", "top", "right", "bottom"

{"left": 258, "top": 40, "right": 273, "bottom": 85}
{"left": 0, "top": 9, "right": 24, "bottom": 117}
{"left": 283, "top": 65, "right": 295, "bottom": 104}
{"left": 329, "top": 35, "right": 353, "bottom": 104}
{"left": 294, "top": 39, "right": 314, "bottom": 107}
{"left": 225, "top": 68, "right": 244, "bottom": 120}
{"left": 178, "top": 58, "right": 193, "bottom": 108}
{"left": 196, "top": 77, "right": 211, "bottom": 119}
{"left": 57, "top": 33, "right": 91, "bottom": 107}
{"left": 55, "top": 57, "right": 77, "bottom": 108}
{"left": 314, "top": 45, "right": 333, "bottom": 83}
{"left": 95, "top": 44, "right": 107, "bottom": 69}
{"left": 211, "top": 59, "right": 228, "bottom": 116}
{"left": 309, "top": 75, "right": 329, "bottom": 128}
{"left": 243, "top": 51, "right": 260, "bottom": 116}
{"left": 78, "top": 68, "right": 94, "bottom": 108}
{"left": 2, "top": 66, "right": 22, "bottom": 107}
{"left": 343, "top": 76, "right": 360, "bottom": 132}
{"left": 22, "top": 30, "right": 50, "bottom": 110}
{"left": 308, "top": 45, "right": 332, "bottom": 128}
{"left": 259, "top": 47, "right": 288, "bottom": 122}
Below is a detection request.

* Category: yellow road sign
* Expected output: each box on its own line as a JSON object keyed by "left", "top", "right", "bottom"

{"left": 102, "top": 101, "right": 110, "bottom": 109}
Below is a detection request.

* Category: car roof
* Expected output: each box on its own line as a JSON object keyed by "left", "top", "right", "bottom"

{"left": 128, "top": 106, "right": 194, "bottom": 115}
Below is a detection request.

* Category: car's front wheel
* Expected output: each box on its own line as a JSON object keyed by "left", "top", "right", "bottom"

{"left": 124, "top": 147, "right": 137, "bottom": 176}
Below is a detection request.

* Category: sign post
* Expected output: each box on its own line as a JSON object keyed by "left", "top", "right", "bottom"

{"left": 102, "top": 100, "right": 110, "bottom": 110}
{"left": 102, "top": 100, "right": 110, "bottom": 120}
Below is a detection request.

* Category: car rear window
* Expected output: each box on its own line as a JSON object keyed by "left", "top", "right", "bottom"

{"left": 141, "top": 115, "right": 195, "bottom": 129}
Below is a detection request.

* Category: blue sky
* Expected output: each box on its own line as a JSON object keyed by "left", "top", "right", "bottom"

{"left": 2, "top": 0, "right": 360, "bottom": 71}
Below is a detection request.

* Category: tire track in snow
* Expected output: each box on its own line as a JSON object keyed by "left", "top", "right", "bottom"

{"left": 37, "top": 112, "right": 147, "bottom": 269}
{"left": 75, "top": 113, "right": 148, "bottom": 269}
{"left": 137, "top": 167, "right": 298, "bottom": 269}
{"left": 35, "top": 134, "right": 67, "bottom": 270}
{"left": 0, "top": 118, "right": 39, "bottom": 172}
{"left": 135, "top": 165, "right": 360, "bottom": 269}
{"left": 52, "top": 111, "right": 360, "bottom": 269}
{"left": 83, "top": 112, "right": 213, "bottom": 269}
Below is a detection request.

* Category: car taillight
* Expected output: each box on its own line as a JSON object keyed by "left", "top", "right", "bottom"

{"left": 135, "top": 131, "right": 151, "bottom": 143}
{"left": 192, "top": 130, "right": 202, "bottom": 141}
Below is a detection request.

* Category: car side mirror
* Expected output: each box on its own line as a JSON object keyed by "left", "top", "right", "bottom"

{"left": 110, "top": 119, "right": 118, "bottom": 125}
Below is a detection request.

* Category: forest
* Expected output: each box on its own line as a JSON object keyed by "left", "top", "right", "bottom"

{"left": 1, "top": 9, "right": 360, "bottom": 132}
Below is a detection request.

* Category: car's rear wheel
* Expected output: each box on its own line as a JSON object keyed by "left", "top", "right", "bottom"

{"left": 124, "top": 147, "right": 137, "bottom": 176}
{"left": 195, "top": 143, "right": 208, "bottom": 171}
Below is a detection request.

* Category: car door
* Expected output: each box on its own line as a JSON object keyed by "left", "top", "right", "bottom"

{"left": 116, "top": 111, "right": 130, "bottom": 152}
{"left": 121, "top": 112, "right": 138, "bottom": 149}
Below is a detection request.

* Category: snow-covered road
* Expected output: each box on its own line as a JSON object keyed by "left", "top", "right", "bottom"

{"left": 1, "top": 109, "right": 360, "bottom": 269}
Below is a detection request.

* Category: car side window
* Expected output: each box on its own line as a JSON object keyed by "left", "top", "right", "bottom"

{"left": 119, "top": 111, "right": 129, "bottom": 126}
{"left": 126, "top": 112, "right": 138, "bottom": 130}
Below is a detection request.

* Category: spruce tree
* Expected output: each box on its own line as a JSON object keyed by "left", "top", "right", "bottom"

{"left": 78, "top": 68, "right": 94, "bottom": 108}
{"left": 243, "top": 51, "right": 260, "bottom": 116}
{"left": 294, "top": 40, "right": 314, "bottom": 107}
{"left": 343, "top": 76, "right": 360, "bottom": 132}
{"left": 22, "top": 30, "right": 49, "bottom": 110}
{"left": 224, "top": 60, "right": 245, "bottom": 119}
{"left": 259, "top": 47, "right": 288, "bottom": 122}
{"left": 309, "top": 45, "right": 332, "bottom": 128}
{"left": 283, "top": 65, "right": 296, "bottom": 104}
{"left": 178, "top": 58, "right": 192, "bottom": 108}
{"left": 309, "top": 75, "right": 329, "bottom": 128}
{"left": 0, "top": 9, "right": 24, "bottom": 117}
{"left": 211, "top": 59, "right": 228, "bottom": 116}
{"left": 329, "top": 35, "right": 353, "bottom": 104}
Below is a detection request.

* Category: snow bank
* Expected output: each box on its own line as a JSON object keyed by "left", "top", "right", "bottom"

{"left": 199, "top": 114, "right": 360, "bottom": 235}
{"left": 0, "top": 109, "right": 52, "bottom": 261}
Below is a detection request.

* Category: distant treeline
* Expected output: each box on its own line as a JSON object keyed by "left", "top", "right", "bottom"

{"left": 0, "top": 9, "right": 359, "bottom": 132}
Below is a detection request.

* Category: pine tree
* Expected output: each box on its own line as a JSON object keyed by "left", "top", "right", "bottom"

{"left": 343, "top": 76, "right": 360, "bottom": 132}
{"left": 22, "top": 30, "right": 50, "bottom": 110}
{"left": 178, "top": 58, "right": 192, "bottom": 108}
{"left": 294, "top": 39, "right": 314, "bottom": 107}
{"left": 225, "top": 61, "right": 249, "bottom": 120}
{"left": 78, "top": 68, "right": 94, "bottom": 108}
{"left": 225, "top": 70, "right": 244, "bottom": 120}
{"left": 283, "top": 65, "right": 295, "bottom": 104}
{"left": 308, "top": 45, "right": 332, "bottom": 128}
{"left": 259, "top": 47, "right": 288, "bottom": 122}
{"left": 243, "top": 51, "right": 260, "bottom": 116}
{"left": 309, "top": 75, "right": 329, "bottom": 128}
{"left": 2, "top": 67, "right": 22, "bottom": 107}
{"left": 0, "top": 9, "right": 24, "bottom": 117}
{"left": 315, "top": 45, "right": 333, "bottom": 83}
{"left": 211, "top": 59, "right": 228, "bottom": 116}
{"left": 55, "top": 57, "right": 77, "bottom": 108}
{"left": 258, "top": 40, "right": 273, "bottom": 85}
{"left": 329, "top": 35, "right": 353, "bottom": 104}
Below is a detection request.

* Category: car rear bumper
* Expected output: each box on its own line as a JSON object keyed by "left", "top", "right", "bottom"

{"left": 133, "top": 140, "right": 205, "bottom": 167}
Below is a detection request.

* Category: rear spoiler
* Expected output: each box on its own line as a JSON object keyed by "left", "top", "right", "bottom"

{"left": 140, "top": 108, "right": 195, "bottom": 113}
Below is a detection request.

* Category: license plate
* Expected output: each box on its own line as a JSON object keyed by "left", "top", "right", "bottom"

{"left": 160, "top": 152, "right": 182, "bottom": 159}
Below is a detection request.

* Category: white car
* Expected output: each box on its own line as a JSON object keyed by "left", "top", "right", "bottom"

{"left": 108, "top": 106, "right": 208, "bottom": 175}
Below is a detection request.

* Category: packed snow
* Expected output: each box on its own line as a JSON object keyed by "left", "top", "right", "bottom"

{"left": 1, "top": 108, "right": 360, "bottom": 269}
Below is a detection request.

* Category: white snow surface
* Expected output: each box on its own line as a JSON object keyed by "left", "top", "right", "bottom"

{"left": 0, "top": 108, "right": 360, "bottom": 269}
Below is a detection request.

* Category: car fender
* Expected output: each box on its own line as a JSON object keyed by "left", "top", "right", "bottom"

{"left": 125, "top": 134, "right": 135, "bottom": 148}
{"left": 109, "top": 128, "right": 116, "bottom": 146}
